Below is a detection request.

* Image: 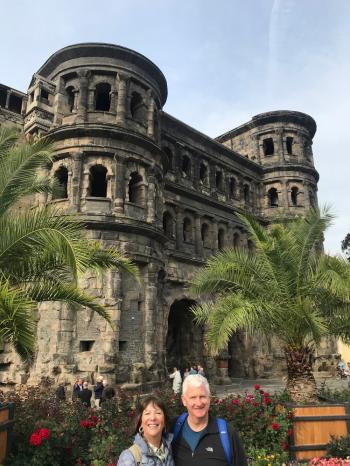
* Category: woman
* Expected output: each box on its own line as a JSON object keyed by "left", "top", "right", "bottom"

{"left": 117, "top": 395, "right": 174, "bottom": 466}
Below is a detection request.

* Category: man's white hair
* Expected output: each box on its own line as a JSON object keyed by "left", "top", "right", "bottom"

{"left": 182, "top": 374, "right": 210, "bottom": 396}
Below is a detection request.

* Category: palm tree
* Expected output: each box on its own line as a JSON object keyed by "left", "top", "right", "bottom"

{"left": 0, "top": 127, "right": 139, "bottom": 358}
{"left": 190, "top": 208, "right": 350, "bottom": 402}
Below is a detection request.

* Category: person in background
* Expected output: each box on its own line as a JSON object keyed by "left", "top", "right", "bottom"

{"left": 72, "top": 377, "right": 83, "bottom": 400}
{"left": 183, "top": 368, "right": 190, "bottom": 379}
{"left": 189, "top": 366, "right": 197, "bottom": 375}
{"left": 169, "top": 367, "right": 182, "bottom": 394}
{"left": 94, "top": 376, "right": 104, "bottom": 409}
{"left": 78, "top": 381, "right": 93, "bottom": 408}
{"left": 117, "top": 394, "right": 174, "bottom": 466}
{"left": 56, "top": 381, "right": 66, "bottom": 401}
{"left": 101, "top": 379, "right": 116, "bottom": 405}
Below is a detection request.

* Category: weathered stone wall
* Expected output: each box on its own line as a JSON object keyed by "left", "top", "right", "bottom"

{"left": 0, "top": 43, "right": 328, "bottom": 389}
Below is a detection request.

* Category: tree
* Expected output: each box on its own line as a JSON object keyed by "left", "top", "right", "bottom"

{"left": 0, "top": 128, "right": 139, "bottom": 358}
{"left": 190, "top": 208, "right": 350, "bottom": 402}
{"left": 341, "top": 233, "right": 350, "bottom": 260}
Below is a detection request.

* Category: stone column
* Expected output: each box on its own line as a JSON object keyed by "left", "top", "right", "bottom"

{"left": 147, "top": 92, "right": 155, "bottom": 138}
{"left": 71, "top": 152, "right": 83, "bottom": 211}
{"left": 116, "top": 74, "right": 127, "bottom": 124}
{"left": 143, "top": 262, "right": 159, "bottom": 370}
{"left": 195, "top": 213, "right": 203, "bottom": 256}
{"left": 87, "top": 88, "right": 95, "bottom": 112}
{"left": 21, "top": 95, "right": 28, "bottom": 115}
{"left": 110, "top": 89, "right": 117, "bottom": 114}
{"left": 5, "top": 90, "right": 11, "bottom": 109}
{"left": 282, "top": 180, "right": 289, "bottom": 208}
{"left": 147, "top": 172, "right": 156, "bottom": 223}
{"left": 76, "top": 70, "right": 90, "bottom": 123}
{"left": 175, "top": 207, "right": 183, "bottom": 249}
{"left": 276, "top": 129, "right": 284, "bottom": 162}
{"left": 252, "top": 134, "right": 261, "bottom": 163}
{"left": 113, "top": 155, "right": 126, "bottom": 213}
{"left": 193, "top": 155, "right": 200, "bottom": 190}
{"left": 211, "top": 221, "right": 218, "bottom": 253}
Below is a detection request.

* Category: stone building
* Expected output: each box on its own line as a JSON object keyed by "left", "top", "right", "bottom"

{"left": 0, "top": 43, "right": 332, "bottom": 388}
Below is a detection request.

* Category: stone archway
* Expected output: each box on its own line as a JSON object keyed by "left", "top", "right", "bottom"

{"left": 166, "top": 299, "right": 204, "bottom": 371}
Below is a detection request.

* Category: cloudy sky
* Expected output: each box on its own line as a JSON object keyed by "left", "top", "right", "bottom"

{"left": 1, "top": 0, "right": 349, "bottom": 255}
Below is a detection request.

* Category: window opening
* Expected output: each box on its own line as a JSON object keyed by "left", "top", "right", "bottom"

{"left": 201, "top": 223, "right": 209, "bottom": 247}
{"left": 243, "top": 184, "right": 250, "bottom": 204}
{"left": 229, "top": 177, "right": 236, "bottom": 198}
{"left": 291, "top": 187, "right": 299, "bottom": 206}
{"left": 8, "top": 94, "right": 22, "bottom": 113}
{"left": 199, "top": 163, "right": 208, "bottom": 184}
{"left": 183, "top": 217, "right": 192, "bottom": 242}
{"left": 216, "top": 171, "right": 224, "bottom": 191}
{"left": 128, "top": 172, "right": 143, "bottom": 204}
{"left": 130, "top": 92, "right": 144, "bottom": 121}
{"left": 95, "top": 83, "right": 111, "bottom": 111}
{"left": 286, "top": 137, "right": 293, "bottom": 155}
{"left": 233, "top": 232, "right": 240, "bottom": 249}
{"left": 79, "top": 340, "right": 94, "bottom": 352}
{"left": 52, "top": 166, "right": 68, "bottom": 199}
{"left": 268, "top": 187, "right": 278, "bottom": 207}
{"left": 263, "top": 138, "right": 274, "bottom": 156}
{"left": 89, "top": 165, "right": 107, "bottom": 197}
{"left": 119, "top": 341, "right": 127, "bottom": 351}
{"left": 163, "top": 147, "right": 173, "bottom": 172}
{"left": 218, "top": 228, "right": 225, "bottom": 250}
{"left": 0, "top": 89, "right": 6, "bottom": 108}
{"left": 66, "top": 86, "right": 75, "bottom": 112}
{"left": 182, "top": 155, "right": 191, "bottom": 177}
{"left": 163, "top": 212, "right": 173, "bottom": 237}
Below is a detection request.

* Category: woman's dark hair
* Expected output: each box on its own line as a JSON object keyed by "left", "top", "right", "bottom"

{"left": 134, "top": 394, "right": 169, "bottom": 435}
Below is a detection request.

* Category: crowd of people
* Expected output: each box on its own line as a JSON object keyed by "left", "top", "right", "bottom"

{"left": 55, "top": 376, "right": 116, "bottom": 408}
{"left": 169, "top": 365, "right": 206, "bottom": 395}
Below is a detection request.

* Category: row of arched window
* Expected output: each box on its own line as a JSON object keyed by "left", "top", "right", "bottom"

{"left": 267, "top": 186, "right": 302, "bottom": 208}
{"left": 163, "top": 147, "right": 254, "bottom": 205}
{"left": 162, "top": 210, "right": 254, "bottom": 251}
{"left": 65, "top": 83, "right": 145, "bottom": 121}
{"left": 52, "top": 165, "right": 144, "bottom": 204}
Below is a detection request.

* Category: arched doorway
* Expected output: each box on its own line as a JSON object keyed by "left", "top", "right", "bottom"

{"left": 166, "top": 299, "right": 204, "bottom": 371}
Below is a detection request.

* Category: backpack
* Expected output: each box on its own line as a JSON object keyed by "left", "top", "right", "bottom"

{"left": 128, "top": 443, "right": 142, "bottom": 465}
{"left": 172, "top": 413, "right": 237, "bottom": 466}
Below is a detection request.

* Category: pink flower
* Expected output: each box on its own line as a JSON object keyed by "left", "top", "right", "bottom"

{"left": 254, "top": 384, "right": 260, "bottom": 390}
{"left": 232, "top": 399, "right": 239, "bottom": 405}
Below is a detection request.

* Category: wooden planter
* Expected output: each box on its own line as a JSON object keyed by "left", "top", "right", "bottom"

{"left": 0, "top": 403, "right": 14, "bottom": 464}
{"left": 289, "top": 403, "right": 350, "bottom": 461}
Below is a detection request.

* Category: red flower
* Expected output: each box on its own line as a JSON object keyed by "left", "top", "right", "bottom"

{"left": 287, "top": 428, "right": 293, "bottom": 437}
{"left": 29, "top": 432, "right": 42, "bottom": 446}
{"left": 38, "top": 428, "right": 50, "bottom": 440}
{"left": 271, "top": 422, "right": 280, "bottom": 431}
{"left": 281, "top": 440, "right": 289, "bottom": 451}
{"left": 264, "top": 397, "right": 271, "bottom": 405}
{"left": 90, "top": 415, "right": 98, "bottom": 423}
{"left": 259, "top": 389, "right": 265, "bottom": 395}
{"left": 254, "top": 384, "right": 260, "bottom": 390}
{"left": 232, "top": 399, "right": 239, "bottom": 405}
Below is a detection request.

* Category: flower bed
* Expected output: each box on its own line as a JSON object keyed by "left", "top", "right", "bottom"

{"left": 0, "top": 384, "right": 343, "bottom": 465}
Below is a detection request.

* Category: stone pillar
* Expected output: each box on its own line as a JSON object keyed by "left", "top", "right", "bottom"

{"left": 195, "top": 213, "right": 203, "bottom": 256}
{"left": 147, "top": 92, "right": 155, "bottom": 138}
{"left": 282, "top": 180, "right": 289, "bottom": 207}
{"left": 110, "top": 89, "right": 117, "bottom": 114}
{"left": 253, "top": 134, "right": 261, "bottom": 164}
{"left": 176, "top": 208, "right": 183, "bottom": 249}
{"left": 211, "top": 221, "right": 218, "bottom": 253}
{"left": 193, "top": 155, "right": 200, "bottom": 190}
{"left": 113, "top": 155, "right": 126, "bottom": 213}
{"left": 76, "top": 70, "right": 90, "bottom": 123}
{"left": 87, "top": 88, "right": 95, "bottom": 112}
{"left": 276, "top": 129, "right": 284, "bottom": 162}
{"left": 21, "top": 95, "right": 28, "bottom": 115}
{"left": 147, "top": 172, "right": 156, "bottom": 223}
{"left": 5, "top": 90, "right": 11, "bottom": 109}
{"left": 71, "top": 152, "right": 83, "bottom": 211}
{"left": 144, "top": 263, "right": 158, "bottom": 370}
{"left": 116, "top": 74, "right": 127, "bottom": 124}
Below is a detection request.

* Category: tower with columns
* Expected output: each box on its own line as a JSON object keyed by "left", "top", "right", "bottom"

{"left": 0, "top": 43, "right": 330, "bottom": 388}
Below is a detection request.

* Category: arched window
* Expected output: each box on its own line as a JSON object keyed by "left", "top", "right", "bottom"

{"left": 128, "top": 172, "right": 143, "bottom": 204}
{"left": 52, "top": 166, "right": 68, "bottom": 200}
{"left": 130, "top": 92, "right": 144, "bottom": 121}
{"left": 229, "top": 177, "right": 236, "bottom": 198}
{"left": 268, "top": 187, "right": 279, "bottom": 207}
{"left": 218, "top": 228, "right": 225, "bottom": 250}
{"left": 95, "top": 83, "right": 111, "bottom": 111}
{"left": 201, "top": 223, "right": 209, "bottom": 247}
{"left": 291, "top": 186, "right": 299, "bottom": 206}
{"left": 182, "top": 155, "right": 191, "bottom": 178}
{"left": 233, "top": 232, "right": 240, "bottom": 249}
{"left": 286, "top": 137, "right": 293, "bottom": 155}
{"left": 183, "top": 217, "right": 192, "bottom": 242}
{"left": 247, "top": 239, "right": 255, "bottom": 253}
{"left": 163, "top": 211, "right": 174, "bottom": 237}
{"left": 163, "top": 147, "right": 173, "bottom": 172}
{"left": 243, "top": 184, "right": 250, "bottom": 205}
{"left": 216, "top": 171, "right": 224, "bottom": 191}
{"left": 263, "top": 138, "right": 274, "bottom": 156}
{"left": 199, "top": 163, "right": 208, "bottom": 184}
{"left": 89, "top": 165, "right": 107, "bottom": 197}
{"left": 66, "top": 86, "right": 75, "bottom": 113}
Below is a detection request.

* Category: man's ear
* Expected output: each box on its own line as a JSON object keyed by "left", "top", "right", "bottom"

{"left": 181, "top": 395, "right": 187, "bottom": 407}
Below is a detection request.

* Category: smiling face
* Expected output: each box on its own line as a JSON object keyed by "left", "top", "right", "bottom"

{"left": 141, "top": 402, "right": 165, "bottom": 445}
{"left": 181, "top": 383, "right": 210, "bottom": 424}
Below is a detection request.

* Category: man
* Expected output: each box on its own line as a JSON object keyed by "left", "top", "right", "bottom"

{"left": 72, "top": 377, "right": 84, "bottom": 400}
{"left": 94, "top": 376, "right": 104, "bottom": 409}
{"left": 100, "top": 379, "right": 116, "bottom": 405}
{"left": 55, "top": 381, "right": 66, "bottom": 401}
{"left": 172, "top": 374, "right": 247, "bottom": 466}
{"left": 78, "top": 381, "right": 92, "bottom": 407}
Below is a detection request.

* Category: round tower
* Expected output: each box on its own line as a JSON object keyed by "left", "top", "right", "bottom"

{"left": 251, "top": 110, "right": 319, "bottom": 219}
{"left": 23, "top": 43, "right": 169, "bottom": 386}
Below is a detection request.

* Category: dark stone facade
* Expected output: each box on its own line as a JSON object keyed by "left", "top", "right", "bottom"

{"left": 0, "top": 43, "right": 334, "bottom": 388}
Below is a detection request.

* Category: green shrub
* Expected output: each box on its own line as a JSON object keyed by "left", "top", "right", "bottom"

{"left": 327, "top": 434, "right": 350, "bottom": 459}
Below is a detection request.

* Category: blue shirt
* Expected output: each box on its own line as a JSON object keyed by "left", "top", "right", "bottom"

{"left": 182, "top": 419, "right": 206, "bottom": 452}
